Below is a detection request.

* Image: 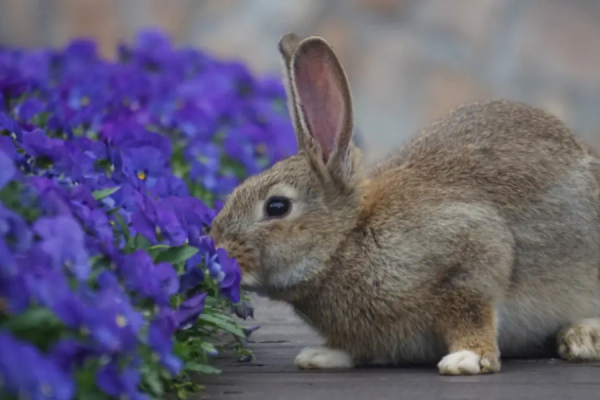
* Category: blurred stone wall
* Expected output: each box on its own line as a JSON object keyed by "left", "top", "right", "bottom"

{"left": 1, "top": 0, "right": 600, "bottom": 162}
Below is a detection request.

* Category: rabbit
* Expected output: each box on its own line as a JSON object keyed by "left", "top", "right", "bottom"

{"left": 209, "top": 32, "right": 600, "bottom": 375}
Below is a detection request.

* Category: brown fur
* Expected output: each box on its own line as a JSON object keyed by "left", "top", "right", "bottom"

{"left": 211, "top": 34, "right": 600, "bottom": 375}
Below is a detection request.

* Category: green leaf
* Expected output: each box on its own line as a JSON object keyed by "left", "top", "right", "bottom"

{"left": 189, "top": 184, "right": 215, "bottom": 207}
{"left": 1, "top": 307, "right": 65, "bottom": 350}
{"left": 221, "top": 156, "right": 247, "bottom": 180}
{"left": 147, "top": 244, "right": 169, "bottom": 259}
{"left": 134, "top": 233, "right": 152, "bottom": 250}
{"left": 173, "top": 340, "right": 191, "bottom": 359}
{"left": 75, "top": 365, "right": 113, "bottom": 400}
{"left": 166, "top": 380, "right": 204, "bottom": 400}
{"left": 31, "top": 112, "right": 50, "bottom": 126}
{"left": 0, "top": 388, "right": 18, "bottom": 400}
{"left": 92, "top": 186, "right": 121, "bottom": 201}
{"left": 94, "top": 159, "right": 113, "bottom": 175}
{"left": 35, "top": 156, "right": 54, "bottom": 170}
{"left": 140, "top": 365, "right": 164, "bottom": 397}
{"left": 198, "top": 314, "right": 245, "bottom": 338}
{"left": 154, "top": 245, "right": 199, "bottom": 265}
{"left": 149, "top": 244, "right": 170, "bottom": 250}
{"left": 112, "top": 211, "right": 130, "bottom": 243}
{"left": 185, "top": 362, "right": 221, "bottom": 374}
{"left": 211, "top": 312, "right": 234, "bottom": 323}
{"left": 2, "top": 307, "right": 61, "bottom": 332}
{"left": 200, "top": 342, "right": 218, "bottom": 355}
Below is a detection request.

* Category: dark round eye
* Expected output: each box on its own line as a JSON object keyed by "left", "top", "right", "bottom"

{"left": 265, "top": 196, "right": 291, "bottom": 218}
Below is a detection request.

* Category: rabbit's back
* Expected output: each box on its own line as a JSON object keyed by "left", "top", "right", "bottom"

{"left": 371, "top": 100, "right": 593, "bottom": 208}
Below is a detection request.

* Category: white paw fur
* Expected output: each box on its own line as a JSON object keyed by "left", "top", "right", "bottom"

{"left": 437, "top": 350, "right": 500, "bottom": 375}
{"left": 294, "top": 346, "right": 354, "bottom": 370}
{"left": 558, "top": 318, "right": 600, "bottom": 362}
{"left": 438, "top": 350, "right": 482, "bottom": 375}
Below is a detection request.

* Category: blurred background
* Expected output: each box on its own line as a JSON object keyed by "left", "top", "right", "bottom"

{"left": 2, "top": 0, "right": 600, "bottom": 163}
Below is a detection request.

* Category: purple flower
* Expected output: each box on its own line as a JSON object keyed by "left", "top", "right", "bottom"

{"left": 185, "top": 141, "right": 220, "bottom": 175}
{"left": 22, "top": 256, "right": 70, "bottom": 305}
{"left": 67, "top": 189, "right": 116, "bottom": 255}
{"left": 119, "top": 250, "right": 179, "bottom": 306}
{"left": 267, "top": 116, "right": 299, "bottom": 162}
{"left": 27, "top": 177, "right": 85, "bottom": 218}
{"left": 131, "top": 195, "right": 187, "bottom": 246}
{"left": 50, "top": 290, "right": 86, "bottom": 330}
{"left": 165, "top": 196, "right": 215, "bottom": 246}
{"left": 33, "top": 215, "right": 90, "bottom": 280}
{"left": 120, "top": 146, "right": 168, "bottom": 187}
{"left": 132, "top": 29, "right": 173, "bottom": 70}
{"left": 0, "top": 332, "right": 75, "bottom": 400}
{"left": 130, "top": 195, "right": 159, "bottom": 243}
{"left": 101, "top": 123, "right": 172, "bottom": 162}
{"left": 64, "top": 38, "right": 98, "bottom": 61}
{"left": 255, "top": 75, "right": 287, "bottom": 97}
{"left": 174, "top": 292, "right": 208, "bottom": 328}
{"left": 70, "top": 137, "right": 108, "bottom": 162}
{"left": 132, "top": 195, "right": 213, "bottom": 247}
{"left": 16, "top": 98, "right": 46, "bottom": 122}
{"left": 171, "top": 101, "right": 218, "bottom": 139}
{"left": 83, "top": 208, "right": 115, "bottom": 255}
{"left": 0, "top": 111, "right": 24, "bottom": 139}
{"left": 58, "top": 146, "right": 97, "bottom": 181}
{"left": 179, "top": 252, "right": 205, "bottom": 294}
{"left": 97, "top": 361, "right": 150, "bottom": 400}
{"left": 149, "top": 309, "right": 183, "bottom": 375}
{"left": 0, "top": 236, "right": 15, "bottom": 274}
{"left": 196, "top": 236, "right": 241, "bottom": 303}
{"left": 80, "top": 285, "right": 144, "bottom": 353}
{"left": 223, "top": 133, "right": 260, "bottom": 175}
{"left": 104, "top": 182, "right": 136, "bottom": 217}
{"left": 48, "top": 339, "right": 90, "bottom": 375}
{"left": 151, "top": 175, "right": 189, "bottom": 198}
{"left": 215, "top": 248, "right": 242, "bottom": 303}
{"left": 0, "top": 136, "right": 18, "bottom": 160}
{"left": 155, "top": 207, "right": 188, "bottom": 246}
{"left": 0, "top": 269, "right": 30, "bottom": 313}
{"left": 22, "top": 128, "right": 69, "bottom": 162}
{"left": 0, "top": 149, "right": 16, "bottom": 190}
{"left": 0, "top": 203, "right": 33, "bottom": 254}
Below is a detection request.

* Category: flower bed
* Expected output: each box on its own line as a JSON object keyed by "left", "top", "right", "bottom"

{"left": 0, "top": 29, "right": 296, "bottom": 399}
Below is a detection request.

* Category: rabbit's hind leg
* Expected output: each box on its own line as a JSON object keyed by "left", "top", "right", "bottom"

{"left": 557, "top": 317, "right": 600, "bottom": 362}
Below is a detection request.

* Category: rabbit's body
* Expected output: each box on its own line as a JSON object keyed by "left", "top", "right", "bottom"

{"left": 212, "top": 34, "right": 600, "bottom": 375}
{"left": 286, "top": 100, "right": 600, "bottom": 365}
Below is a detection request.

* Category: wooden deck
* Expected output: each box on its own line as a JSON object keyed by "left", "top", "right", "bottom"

{"left": 197, "top": 297, "right": 600, "bottom": 400}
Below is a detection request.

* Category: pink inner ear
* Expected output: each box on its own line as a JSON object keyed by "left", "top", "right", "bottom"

{"left": 294, "top": 52, "right": 344, "bottom": 162}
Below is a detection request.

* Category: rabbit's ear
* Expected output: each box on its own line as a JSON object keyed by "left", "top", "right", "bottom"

{"left": 290, "top": 36, "right": 354, "bottom": 167}
{"left": 278, "top": 33, "right": 306, "bottom": 151}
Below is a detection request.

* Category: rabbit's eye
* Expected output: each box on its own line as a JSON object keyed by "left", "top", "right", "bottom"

{"left": 265, "top": 196, "right": 291, "bottom": 218}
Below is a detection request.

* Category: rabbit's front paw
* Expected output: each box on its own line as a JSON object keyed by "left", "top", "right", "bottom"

{"left": 294, "top": 346, "right": 354, "bottom": 370}
{"left": 437, "top": 350, "right": 501, "bottom": 375}
{"left": 558, "top": 318, "right": 600, "bottom": 362}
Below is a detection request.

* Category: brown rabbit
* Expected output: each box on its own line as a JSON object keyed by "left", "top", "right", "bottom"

{"left": 210, "top": 33, "right": 600, "bottom": 375}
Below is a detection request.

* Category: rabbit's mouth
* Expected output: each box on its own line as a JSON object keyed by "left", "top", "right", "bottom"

{"left": 263, "top": 258, "right": 322, "bottom": 292}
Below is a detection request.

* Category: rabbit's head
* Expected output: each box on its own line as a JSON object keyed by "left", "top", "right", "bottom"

{"left": 210, "top": 34, "right": 365, "bottom": 296}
